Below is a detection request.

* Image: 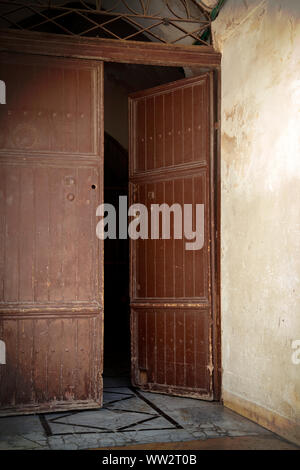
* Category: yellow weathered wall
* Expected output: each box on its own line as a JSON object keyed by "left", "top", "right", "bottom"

{"left": 213, "top": 0, "right": 300, "bottom": 445}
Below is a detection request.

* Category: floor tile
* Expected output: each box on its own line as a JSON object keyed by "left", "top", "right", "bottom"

{"left": 0, "top": 377, "right": 294, "bottom": 450}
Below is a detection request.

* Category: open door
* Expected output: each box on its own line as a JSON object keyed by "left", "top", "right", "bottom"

{"left": 0, "top": 53, "right": 103, "bottom": 415}
{"left": 129, "top": 73, "right": 217, "bottom": 400}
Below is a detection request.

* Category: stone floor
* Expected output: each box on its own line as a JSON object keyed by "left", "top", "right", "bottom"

{"left": 0, "top": 377, "right": 298, "bottom": 450}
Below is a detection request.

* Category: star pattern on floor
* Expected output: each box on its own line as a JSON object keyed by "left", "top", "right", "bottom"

{"left": 0, "top": 377, "right": 292, "bottom": 450}
{"left": 42, "top": 386, "right": 183, "bottom": 436}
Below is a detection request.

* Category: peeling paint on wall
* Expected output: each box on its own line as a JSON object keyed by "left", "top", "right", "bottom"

{"left": 213, "top": 0, "right": 300, "bottom": 444}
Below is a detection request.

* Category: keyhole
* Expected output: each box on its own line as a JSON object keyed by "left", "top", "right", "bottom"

{"left": 91, "top": 184, "right": 96, "bottom": 189}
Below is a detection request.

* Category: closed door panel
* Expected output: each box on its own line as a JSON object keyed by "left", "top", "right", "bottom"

{"left": 129, "top": 74, "right": 216, "bottom": 400}
{"left": 0, "top": 53, "right": 103, "bottom": 415}
{"left": 0, "top": 164, "right": 100, "bottom": 305}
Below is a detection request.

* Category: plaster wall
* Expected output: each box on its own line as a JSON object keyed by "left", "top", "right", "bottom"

{"left": 212, "top": 0, "right": 300, "bottom": 444}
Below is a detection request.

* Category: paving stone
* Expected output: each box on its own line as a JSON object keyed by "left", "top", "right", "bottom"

{"left": 0, "top": 415, "right": 44, "bottom": 436}
{"left": 104, "top": 395, "right": 157, "bottom": 415}
{"left": 0, "top": 433, "right": 49, "bottom": 450}
{"left": 0, "top": 378, "right": 287, "bottom": 450}
{"left": 139, "top": 392, "right": 272, "bottom": 437}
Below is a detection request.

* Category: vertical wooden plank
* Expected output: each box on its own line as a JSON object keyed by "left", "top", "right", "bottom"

{"left": 194, "top": 173, "right": 207, "bottom": 299}
{"left": 203, "top": 80, "right": 209, "bottom": 164}
{"left": 35, "top": 167, "right": 50, "bottom": 302}
{"left": 184, "top": 176, "right": 194, "bottom": 298}
{"left": 164, "top": 92, "right": 173, "bottom": 167}
{"left": 165, "top": 310, "right": 175, "bottom": 386}
{"left": 174, "top": 179, "right": 184, "bottom": 298}
{"left": 90, "top": 166, "right": 100, "bottom": 304}
{"left": 0, "top": 166, "right": 5, "bottom": 301}
{"left": 91, "top": 316, "right": 102, "bottom": 403}
{"left": 78, "top": 68, "right": 94, "bottom": 154}
{"left": 156, "top": 309, "right": 165, "bottom": 385}
{"left": 146, "top": 311, "right": 156, "bottom": 383}
{"left": 61, "top": 318, "right": 77, "bottom": 401}
{"left": 195, "top": 313, "right": 208, "bottom": 391}
{"left": 173, "top": 88, "right": 183, "bottom": 166}
{"left": 62, "top": 169, "right": 78, "bottom": 302}
{"left": 4, "top": 166, "right": 19, "bottom": 302}
{"left": 49, "top": 167, "right": 64, "bottom": 302}
{"left": 19, "top": 167, "right": 34, "bottom": 302}
{"left": 77, "top": 167, "right": 94, "bottom": 301}
{"left": 16, "top": 319, "right": 34, "bottom": 404}
{"left": 76, "top": 317, "right": 91, "bottom": 400}
{"left": 33, "top": 319, "right": 48, "bottom": 403}
{"left": 34, "top": 62, "right": 50, "bottom": 152}
{"left": 0, "top": 320, "right": 17, "bottom": 406}
{"left": 155, "top": 93, "right": 164, "bottom": 169}
{"left": 146, "top": 183, "right": 155, "bottom": 298}
{"left": 136, "top": 183, "right": 147, "bottom": 298}
{"left": 146, "top": 97, "right": 155, "bottom": 171}
{"left": 136, "top": 99, "right": 146, "bottom": 172}
{"left": 48, "top": 66, "right": 64, "bottom": 153}
{"left": 47, "top": 319, "right": 62, "bottom": 401}
{"left": 193, "top": 83, "right": 203, "bottom": 162}
{"left": 183, "top": 85, "right": 193, "bottom": 163}
{"left": 63, "top": 67, "right": 77, "bottom": 154}
{"left": 185, "top": 311, "right": 196, "bottom": 389}
{"left": 164, "top": 179, "right": 174, "bottom": 298}
{"left": 155, "top": 181, "right": 164, "bottom": 297}
{"left": 175, "top": 310, "right": 185, "bottom": 387}
{"left": 137, "top": 311, "right": 147, "bottom": 371}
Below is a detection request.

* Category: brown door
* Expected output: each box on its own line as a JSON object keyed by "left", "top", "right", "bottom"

{"left": 0, "top": 53, "right": 103, "bottom": 415}
{"left": 129, "top": 73, "right": 217, "bottom": 400}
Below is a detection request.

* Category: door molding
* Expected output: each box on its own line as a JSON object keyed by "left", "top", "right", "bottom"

{"left": 0, "top": 30, "right": 221, "bottom": 68}
{"left": 0, "top": 29, "right": 221, "bottom": 401}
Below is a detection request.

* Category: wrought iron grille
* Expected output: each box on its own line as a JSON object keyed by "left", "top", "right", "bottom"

{"left": 0, "top": 1, "right": 213, "bottom": 46}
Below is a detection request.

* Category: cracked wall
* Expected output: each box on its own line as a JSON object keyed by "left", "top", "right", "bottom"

{"left": 212, "top": 0, "right": 300, "bottom": 445}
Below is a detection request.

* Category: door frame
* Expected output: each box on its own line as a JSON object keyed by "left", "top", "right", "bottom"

{"left": 0, "top": 30, "right": 222, "bottom": 401}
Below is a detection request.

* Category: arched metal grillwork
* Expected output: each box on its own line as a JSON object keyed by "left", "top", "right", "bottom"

{"left": 0, "top": 1, "right": 213, "bottom": 46}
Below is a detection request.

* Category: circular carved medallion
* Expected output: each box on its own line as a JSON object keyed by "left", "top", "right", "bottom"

{"left": 12, "top": 123, "right": 38, "bottom": 149}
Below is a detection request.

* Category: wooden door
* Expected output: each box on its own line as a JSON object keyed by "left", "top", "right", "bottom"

{"left": 129, "top": 73, "right": 217, "bottom": 400}
{"left": 0, "top": 53, "right": 103, "bottom": 415}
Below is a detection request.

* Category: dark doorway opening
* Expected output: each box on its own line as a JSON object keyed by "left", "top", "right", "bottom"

{"left": 103, "top": 62, "right": 185, "bottom": 380}
{"left": 103, "top": 132, "right": 130, "bottom": 378}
